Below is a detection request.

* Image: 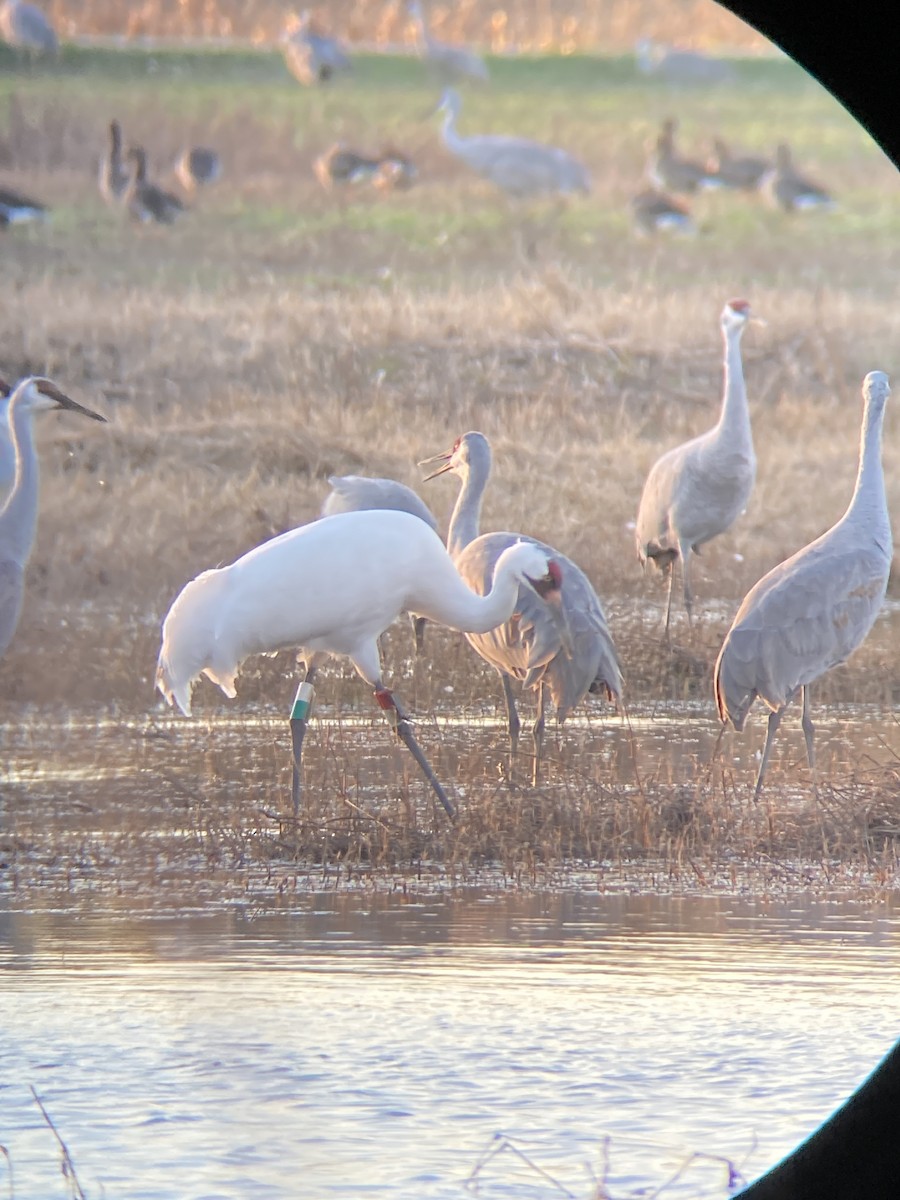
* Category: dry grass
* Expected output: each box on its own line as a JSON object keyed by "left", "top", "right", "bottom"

{"left": 1, "top": 46, "right": 899, "bottom": 899}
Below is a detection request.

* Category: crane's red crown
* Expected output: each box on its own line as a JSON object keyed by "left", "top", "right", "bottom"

{"left": 727, "top": 298, "right": 750, "bottom": 313}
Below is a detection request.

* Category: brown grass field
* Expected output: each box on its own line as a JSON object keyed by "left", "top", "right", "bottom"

{"left": 1, "top": 28, "right": 900, "bottom": 902}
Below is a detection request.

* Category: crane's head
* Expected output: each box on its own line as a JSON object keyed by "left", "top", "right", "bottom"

{"left": 434, "top": 88, "right": 462, "bottom": 119}
{"left": 721, "top": 298, "right": 757, "bottom": 335}
{"left": 419, "top": 430, "right": 491, "bottom": 482}
{"left": 862, "top": 371, "right": 890, "bottom": 410}
{"left": 10, "top": 376, "right": 107, "bottom": 422}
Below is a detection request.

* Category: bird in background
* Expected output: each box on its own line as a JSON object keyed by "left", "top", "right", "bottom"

{"left": 156, "top": 508, "right": 569, "bottom": 819}
{"left": 313, "top": 144, "right": 386, "bottom": 192}
{"left": 407, "top": 0, "right": 489, "bottom": 86}
{"left": 320, "top": 472, "right": 440, "bottom": 653}
{"left": 635, "top": 299, "right": 759, "bottom": 640}
{"left": 647, "top": 118, "right": 722, "bottom": 195}
{"left": 421, "top": 431, "right": 621, "bottom": 785}
{"left": 706, "top": 137, "right": 770, "bottom": 192}
{"left": 98, "top": 119, "right": 130, "bottom": 205}
{"left": 0, "top": 185, "right": 49, "bottom": 227}
{"left": 714, "top": 371, "right": 891, "bottom": 799}
{"left": 0, "top": 0, "right": 58, "bottom": 59}
{"left": 174, "top": 147, "right": 222, "bottom": 196}
{"left": 125, "top": 146, "right": 186, "bottom": 225}
{"left": 1, "top": 377, "right": 107, "bottom": 660}
{"left": 634, "top": 39, "right": 735, "bottom": 85}
{"left": 630, "top": 188, "right": 696, "bottom": 237}
{"left": 280, "top": 10, "right": 351, "bottom": 87}
{"left": 763, "top": 143, "right": 837, "bottom": 213}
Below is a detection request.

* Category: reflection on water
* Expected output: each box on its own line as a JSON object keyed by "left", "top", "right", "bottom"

{"left": 2, "top": 893, "right": 899, "bottom": 1199}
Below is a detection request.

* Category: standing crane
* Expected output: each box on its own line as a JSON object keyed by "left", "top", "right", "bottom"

{"left": 156, "top": 508, "right": 570, "bottom": 819}
{"left": 0, "top": 0, "right": 57, "bottom": 58}
{"left": 764, "top": 143, "right": 837, "bottom": 213}
{"left": 421, "top": 431, "right": 622, "bottom": 783}
{"left": 635, "top": 299, "right": 758, "bottom": 639}
{"left": 647, "top": 118, "right": 721, "bottom": 195}
{"left": 1, "top": 377, "right": 107, "bottom": 660}
{"left": 280, "top": 10, "right": 351, "bottom": 86}
{"left": 436, "top": 89, "right": 590, "bottom": 199}
{"left": 98, "top": 120, "right": 130, "bottom": 205}
{"left": 125, "top": 147, "right": 186, "bottom": 225}
{"left": 714, "top": 371, "right": 891, "bottom": 799}
{"left": 407, "top": 0, "right": 489, "bottom": 86}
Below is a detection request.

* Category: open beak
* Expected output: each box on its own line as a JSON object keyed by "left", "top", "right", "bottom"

{"left": 526, "top": 571, "right": 574, "bottom": 660}
{"left": 38, "top": 380, "right": 107, "bottom": 423}
{"left": 418, "top": 448, "right": 454, "bottom": 482}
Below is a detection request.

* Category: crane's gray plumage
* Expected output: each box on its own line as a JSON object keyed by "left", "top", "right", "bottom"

{"left": 630, "top": 188, "right": 695, "bottom": 236}
{"left": 714, "top": 371, "right": 891, "bottom": 798}
{"left": 175, "top": 147, "right": 222, "bottom": 194}
{"left": 99, "top": 120, "right": 130, "bottom": 205}
{"left": 437, "top": 89, "right": 590, "bottom": 199}
{"left": 407, "top": 0, "right": 489, "bottom": 85}
{"left": 0, "top": 0, "right": 57, "bottom": 57}
{"left": 635, "top": 39, "right": 735, "bottom": 85}
{"left": 281, "top": 10, "right": 351, "bottom": 86}
{"left": 421, "top": 430, "right": 622, "bottom": 782}
{"left": 706, "top": 138, "right": 770, "bottom": 192}
{"left": 636, "top": 299, "right": 757, "bottom": 637}
{"left": 647, "top": 119, "right": 721, "bottom": 195}
{"left": 764, "top": 143, "right": 837, "bottom": 213}
{"left": 125, "top": 147, "right": 186, "bottom": 225}
{"left": 0, "top": 377, "right": 107, "bottom": 659}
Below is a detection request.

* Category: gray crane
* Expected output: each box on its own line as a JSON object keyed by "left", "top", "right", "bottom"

{"left": 0, "top": 0, "right": 57, "bottom": 58}
{"left": 280, "top": 10, "right": 351, "bottom": 86}
{"left": 174, "top": 147, "right": 222, "bottom": 195}
{"left": 0, "top": 377, "right": 106, "bottom": 659}
{"left": 407, "top": 0, "right": 489, "bottom": 86}
{"left": 436, "top": 89, "right": 590, "bottom": 200}
{"left": 98, "top": 120, "right": 130, "bottom": 206}
{"left": 321, "top": 473, "right": 439, "bottom": 654}
{"left": 421, "top": 430, "right": 622, "bottom": 784}
{"left": 714, "top": 371, "right": 891, "bottom": 799}
{"left": 634, "top": 39, "right": 735, "bottom": 85}
{"left": 635, "top": 299, "right": 758, "bottom": 639}
{"left": 706, "top": 138, "right": 770, "bottom": 192}
{"left": 125, "top": 147, "right": 186, "bottom": 225}
{"left": 630, "top": 188, "right": 695, "bottom": 237}
{"left": 647, "top": 118, "right": 721, "bottom": 195}
{"left": 764, "top": 143, "right": 837, "bottom": 213}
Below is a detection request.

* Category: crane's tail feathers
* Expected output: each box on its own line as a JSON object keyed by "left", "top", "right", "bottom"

{"left": 156, "top": 659, "right": 194, "bottom": 717}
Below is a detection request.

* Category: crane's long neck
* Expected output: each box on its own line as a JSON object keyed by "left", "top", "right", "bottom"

{"left": 845, "top": 395, "right": 890, "bottom": 545}
{"left": 422, "top": 548, "right": 530, "bottom": 635}
{"left": 446, "top": 456, "right": 490, "bottom": 560}
{"left": 441, "top": 105, "right": 464, "bottom": 153}
{"left": 715, "top": 326, "right": 751, "bottom": 445}
{"left": 0, "top": 399, "right": 40, "bottom": 564}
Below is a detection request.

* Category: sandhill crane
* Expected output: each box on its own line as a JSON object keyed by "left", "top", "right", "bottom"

{"left": 437, "top": 89, "right": 590, "bottom": 200}
{"left": 125, "top": 147, "right": 186, "bottom": 225}
{"left": 0, "top": 185, "right": 48, "bottom": 225}
{"left": 647, "top": 119, "right": 721, "bottom": 195}
{"left": 0, "top": 379, "right": 14, "bottom": 501}
{"left": 714, "top": 371, "right": 891, "bottom": 799}
{"left": 280, "top": 10, "right": 351, "bottom": 86}
{"left": 174, "top": 147, "right": 222, "bottom": 195}
{"left": 407, "top": 0, "right": 489, "bottom": 86}
{"left": 706, "top": 137, "right": 770, "bottom": 191}
{"left": 630, "top": 188, "right": 695, "bottom": 236}
{"left": 98, "top": 120, "right": 130, "bottom": 205}
{"left": 156, "top": 508, "right": 568, "bottom": 819}
{"left": 1, "top": 377, "right": 106, "bottom": 660}
{"left": 0, "top": 0, "right": 57, "bottom": 58}
{"left": 421, "top": 431, "right": 622, "bottom": 783}
{"left": 635, "top": 39, "right": 735, "bottom": 85}
{"left": 635, "top": 299, "right": 758, "bottom": 639}
{"left": 763, "top": 143, "right": 837, "bottom": 213}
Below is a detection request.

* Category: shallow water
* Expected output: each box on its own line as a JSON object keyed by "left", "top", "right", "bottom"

{"left": 2, "top": 893, "right": 899, "bottom": 1199}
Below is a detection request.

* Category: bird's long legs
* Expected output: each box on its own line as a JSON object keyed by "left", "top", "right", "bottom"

{"left": 290, "top": 660, "right": 319, "bottom": 815}
{"left": 500, "top": 673, "right": 521, "bottom": 770}
{"left": 754, "top": 707, "right": 784, "bottom": 800}
{"left": 411, "top": 615, "right": 428, "bottom": 657}
{"left": 663, "top": 564, "right": 677, "bottom": 642}
{"left": 680, "top": 545, "right": 695, "bottom": 628}
{"left": 801, "top": 684, "right": 818, "bottom": 787}
{"left": 530, "top": 684, "right": 548, "bottom": 786}
{"left": 374, "top": 685, "right": 457, "bottom": 821}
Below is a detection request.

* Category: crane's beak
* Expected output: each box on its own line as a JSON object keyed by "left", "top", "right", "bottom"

{"left": 525, "top": 568, "right": 575, "bottom": 660}
{"left": 418, "top": 448, "right": 453, "bottom": 481}
{"left": 37, "top": 379, "right": 107, "bottom": 422}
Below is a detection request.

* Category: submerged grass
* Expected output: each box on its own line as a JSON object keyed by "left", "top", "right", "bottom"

{"left": 1, "top": 45, "right": 899, "bottom": 900}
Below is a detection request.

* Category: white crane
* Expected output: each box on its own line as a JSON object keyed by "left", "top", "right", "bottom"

{"left": 156, "top": 508, "right": 569, "bottom": 819}
{"left": 98, "top": 120, "right": 130, "bottom": 205}
{"left": 125, "top": 147, "right": 186, "bottom": 225}
{"left": 635, "top": 299, "right": 758, "bottom": 638}
{"left": 714, "top": 371, "right": 891, "bottom": 799}
{"left": 421, "top": 431, "right": 621, "bottom": 783}
{"left": 706, "top": 137, "right": 770, "bottom": 192}
{"left": 647, "top": 118, "right": 721, "bottom": 195}
{"left": 280, "top": 10, "right": 351, "bottom": 87}
{"left": 634, "top": 40, "right": 735, "bottom": 85}
{"left": 174, "top": 147, "right": 222, "bottom": 195}
{"left": 0, "top": 0, "right": 57, "bottom": 58}
{"left": 630, "top": 188, "right": 695, "bottom": 237}
{"left": 763, "top": 143, "right": 837, "bottom": 213}
{"left": 407, "top": 0, "right": 489, "bottom": 86}
{"left": 436, "top": 89, "right": 590, "bottom": 199}
{"left": 1, "top": 377, "right": 107, "bottom": 659}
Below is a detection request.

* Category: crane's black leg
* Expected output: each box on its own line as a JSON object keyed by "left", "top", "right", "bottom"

{"left": 663, "top": 564, "right": 677, "bottom": 643}
{"left": 530, "top": 684, "right": 547, "bottom": 786}
{"left": 500, "top": 673, "right": 521, "bottom": 774}
{"left": 754, "top": 708, "right": 784, "bottom": 800}
{"left": 681, "top": 546, "right": 694, "bottom": 629}
{"left": 411, "top": 614, "right": 427, "bottom": 657}
{"left": 374, "top": 686, "right": 457, "bottom": 821}
{"left": 290, "top": 662, "right": 319, "bottom": 816}
{"left": 801, "top": 685, "right": 818, "bottom": 787}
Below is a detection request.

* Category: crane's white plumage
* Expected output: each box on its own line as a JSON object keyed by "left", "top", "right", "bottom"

{"left": 156, "top": 508, "right": 565, "bottom": 717}
{"left": 715, "top": 371, "right": 891, "bottom": 797}
{"left": 635, "top": 299, "right": 757, "bottom": 635}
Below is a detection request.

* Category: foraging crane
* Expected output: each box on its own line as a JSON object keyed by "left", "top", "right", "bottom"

{"left": 407, "top": 0, "right": 489, "bottom": 86}
{"left": 125, "top": 147, "right": 186, "bottom": 225}
{"left": 630, "top": 188, "right": 695, "bottom": 236}
{"left": 156, "top": 508, "right": 569, "bottom": 819}
{"left": 634, "top": 40, "right": 735, "bottom": 85}
{"left": 320, "top": 473, "right": 439, "bottom": 654}
{"left": 763, "top": 143, "right": 837, "bottom": 213}
{"left": 647, "top": 118, "right": 721, "bottom": 195}
{"left": 98, "top": 120, "right": 130, "bottom": 205}
{"left": 1, "top": 377, "right": 107, "bottom": 660}
{"left": 635, "top": 299, "right": 758, "bottom": 638}
{"left": 280, "top": 10, "right": 351, "bottom": 86}
{"left": 0, "top": 185, "right": 48, "bottom": 226}
{"left": 174, "top": 147, "right": 222, "bottom": 195}
{"left": 421, "top": 431, "right": 622, "bottom": 784}
{"left": 0, "top": 0, "right": 57, "bottom": 58}
{"left": 714, "top": 371, "right": 891, "bottom": 800}
{"left": 706, "top": 137, "right": 770, "bottom": 192}
{"left": 436, "top": 89, "right": 590, "bottom": 199}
